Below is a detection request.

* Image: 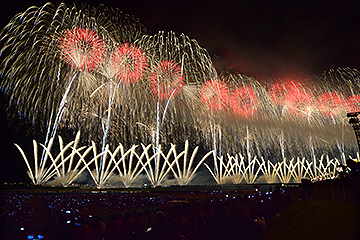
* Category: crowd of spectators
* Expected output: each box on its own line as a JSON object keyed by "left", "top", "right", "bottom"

{"left": 1, "top": 186, "right": 295, "bottom": 239}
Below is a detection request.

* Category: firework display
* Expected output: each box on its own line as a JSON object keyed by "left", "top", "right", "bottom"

{"left": 15, "top": 133, "right": 343, "bottom": 187}
{"left": 229, "top": 86, "right": 259, "bottom": 119}
{"left": 200, "top": 79, "right": 229, "bottom": 111}
{"left": 58, "top": 28, "right": 106, "bottom": 72}
{"left": 1, "top": 2, "right": 360, "bottom": 187}
{"left": 106, "top": 43, "right": 149, "bottom": 84}
{"left": 149, "top": 60, "right": 185, "bottom": 99}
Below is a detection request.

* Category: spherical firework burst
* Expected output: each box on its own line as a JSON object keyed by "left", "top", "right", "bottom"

{"left": 0, "top": 2, "right": 148, "bottom": 139}
{"left": 200, "top": 79, "right": 229, "bottom": 111}
{"left": 347, "top": 94, "right": 360, "bottom": 112}
{"left": 126, "top": 31, "right": 218, "bottom": 147}
{"left": 58, "top": 28, "right": 106, "bottom": 72}
{"left": 229, "top": 86, "right": 258, "bottom": 119}
{"left": 317, "top": 91, "right": 348, "bottom": 118}
{"left": 269, "top": 80, "right": 314, "bottom": 118}
{"left": 106, "top": 43, "right": 149, "bottom": 84}
{"left": 149, "top": 60, "right": 185, "bottom": 99}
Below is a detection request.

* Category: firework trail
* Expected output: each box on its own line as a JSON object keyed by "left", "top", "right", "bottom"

{"left": 0, "top": 3, "right": 150, "bottom": 186}
{"left": 97, "top": 42, "right": 149, "bottom": 174}
{"left": 1, "top": 3, "right": 360, "bottom": 186}
{"left": 118, "top": 30, "right": 219, "bottom": 148}
{"left": 0, "top": 2, "right": 148, "bottom": 138}
{"left": 126, "top": 31, "right": 218, "bottom": 184}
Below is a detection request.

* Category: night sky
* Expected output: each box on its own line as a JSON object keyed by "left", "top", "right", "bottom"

{"left": 1, "top": 0, "right": 360, "bottom": 183}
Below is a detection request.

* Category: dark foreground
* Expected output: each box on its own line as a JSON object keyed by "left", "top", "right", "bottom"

{"left": 1, "top": 180, "right": 359, "bottom": 240}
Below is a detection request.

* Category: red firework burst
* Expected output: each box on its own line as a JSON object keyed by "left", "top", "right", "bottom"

{"left": 317, "top": 91, "right": 347, "bottom": 117}
{"left": 270, "top": 80, "right": 313, "bottom": 116}
{"left": 58, "top": 28, "right": 105, "bottom": 72}
{"left": 109, "top": 43, "right": 148, "bottom": 84}
{"left": 230, "top": 86, "right": 258, "bottom": 119}
{"left": 149, "top": 60, "right": 185, "bottom": 100}
{"left": 347, "top": 94, "right": 360, "bottom": 112}
{"left": 200, "top": 79, "right": 229, "bottom": 111}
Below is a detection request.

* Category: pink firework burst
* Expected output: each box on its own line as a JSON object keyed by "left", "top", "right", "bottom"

{"left": 317, "top": 91, "right": 348, "bottom": 117}
{"left": 200, "top": 79, "right": 229, "bottom": 111}
{"left": 149, "top": 60, "right": 185, "bottom": 100}
{"left": 270, "top": 80, "right": 313, "bottom": 116}
{"left": 109, "top": 43, "right": 149, "bottom": 84}
{"left": 58, "top": 28, "right": 105, "bottom": 72}
{"left": 346, "top": 94, "right": 360, "bottom": 112}
{"left": 230, "top": 86, "right": 258, "bottom": 119}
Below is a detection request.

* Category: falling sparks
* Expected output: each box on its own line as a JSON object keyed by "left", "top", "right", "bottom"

{"left": 0, "top": 3, "right": 359, "bottom": 187}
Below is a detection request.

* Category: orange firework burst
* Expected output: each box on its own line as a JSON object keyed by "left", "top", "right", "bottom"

{"left": 149, "top": 60, "right": 185, "bottom": 99}
{"left": 58, "top": 28, "right": 105, "bottom": 72}
{"left": 109, "top": 43, "right": 148, "bottom": 84}
{"left": 200, "top": 79, "right": 229, "bottom": 111}
{"left": 230, "top": 86, "right": 258, "bottom": 119}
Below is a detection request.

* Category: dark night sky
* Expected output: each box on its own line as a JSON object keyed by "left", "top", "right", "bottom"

{"left": 1, "top": 0, "right": 360, "bottom": 182}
